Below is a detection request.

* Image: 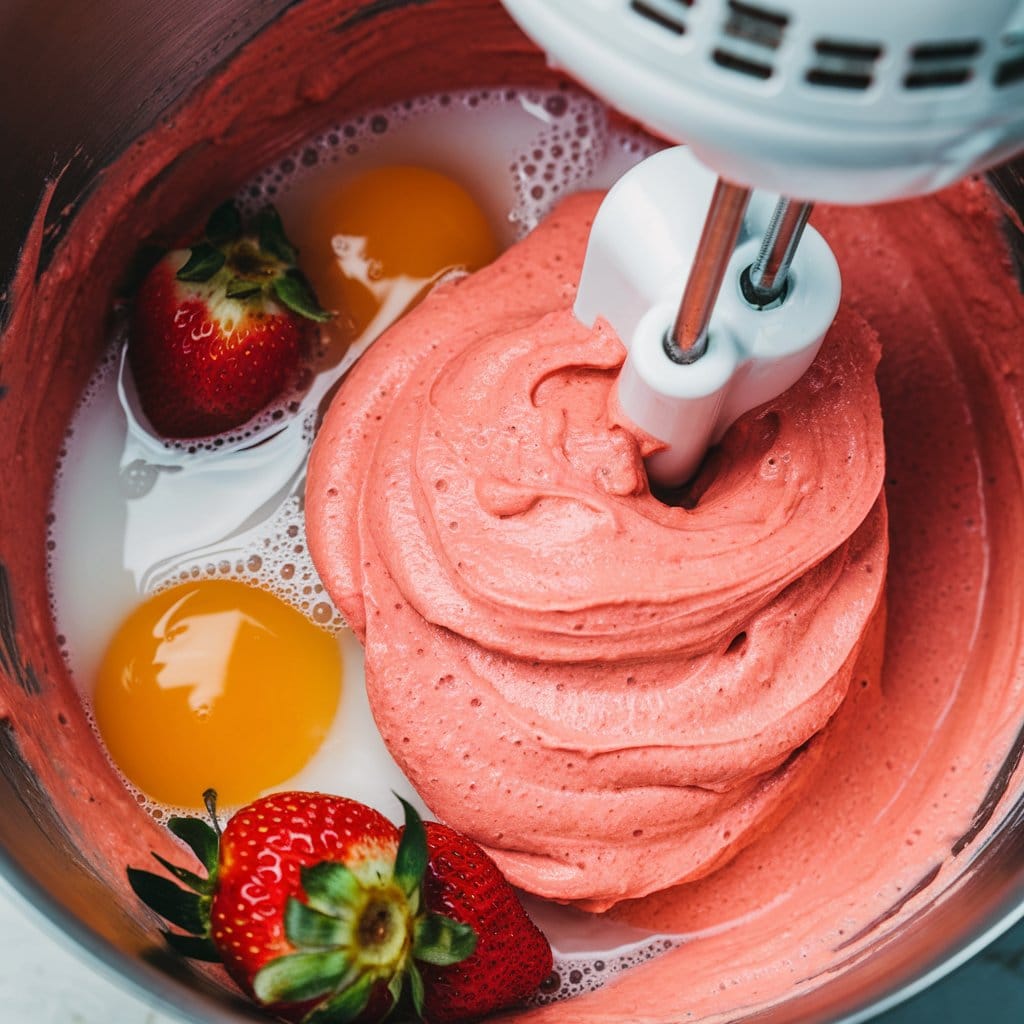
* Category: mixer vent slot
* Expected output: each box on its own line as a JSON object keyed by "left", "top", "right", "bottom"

{"left": 995, "top": 34, "right": 1024, "bottom": 87}
{"left": 904, "top": 39, "right": 981, "bottom": 89}
{"left": 711, "top": 1, "right": 787, "bottom": 81}
{"left": 996, "top": 55, "right": 1024, "bottom": 86}
{"left": 712, "top": 48, "right": 773, "bottom": 79}
{"left": 629, "top": 0, "right": 692, "bottom": 37}
{"left": 806, "top": 39, "right": 882, "bottom": 90}
{"left": 723, "top": 1, "right": 787, "bottom": 51}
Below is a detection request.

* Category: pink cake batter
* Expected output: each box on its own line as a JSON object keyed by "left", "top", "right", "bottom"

{"left": 306, "top": 192, "right": 888, "bottom": 910}
{"left": 305, "top": 178, "right": 1024, "bottom": 1018}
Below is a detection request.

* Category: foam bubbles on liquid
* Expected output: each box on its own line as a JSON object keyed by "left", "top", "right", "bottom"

{"left": 161, "top": 494, "right": 344, "bottom": 630}
{"left": 528, "top": 938, "right": 681, "bottom": 1006}
{"left": 237, "top": 86, "right": 657, "bottom": 244}
{"left": 508, "top": 91, "right": 609, "bottom": 235}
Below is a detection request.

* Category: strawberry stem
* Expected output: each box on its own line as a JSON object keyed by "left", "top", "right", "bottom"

{"left": 202, "top": 788, "right": 222, "bottom": 839}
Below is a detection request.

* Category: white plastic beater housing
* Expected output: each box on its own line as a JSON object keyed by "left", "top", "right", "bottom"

{"left": 577, "top": 147, "right": 840, "bottom": 485}
{"left": 503, "top": 0, "right": 1024, "bottom": 203}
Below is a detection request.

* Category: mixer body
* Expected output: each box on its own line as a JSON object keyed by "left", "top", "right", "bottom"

{"left": 501, "top": 0, "right": 1024, "bottom": 202}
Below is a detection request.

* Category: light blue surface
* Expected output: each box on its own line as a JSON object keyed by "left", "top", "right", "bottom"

{"left": 2, "top": 873, "right": 1023, "bottom": 1023}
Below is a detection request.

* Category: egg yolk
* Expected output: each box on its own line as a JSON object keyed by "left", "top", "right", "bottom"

{"left": 292, "top": 164, "right": 499, "bottom": 347}
{"left": 93, "top": 580, "right": 341, "bottom": 809}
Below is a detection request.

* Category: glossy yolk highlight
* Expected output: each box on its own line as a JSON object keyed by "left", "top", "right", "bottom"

{"left": 93, "top": 580, "right": 341, "bottom": 809}
{"left": 290, "top": 164, "right": 498, "bottom": 347}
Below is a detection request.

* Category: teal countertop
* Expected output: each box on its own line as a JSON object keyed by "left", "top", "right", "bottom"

{"left": 881, "top": 918, "right": 1024, "bottom": 1023}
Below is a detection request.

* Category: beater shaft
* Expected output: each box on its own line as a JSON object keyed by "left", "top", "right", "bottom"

{"left": 667, "top": 178, "right": 751, "bottom": 364}
{"left": 742, "top": 198, "right": 813, "bottom": 307}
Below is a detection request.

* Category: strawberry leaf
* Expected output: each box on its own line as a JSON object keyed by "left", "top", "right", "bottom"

{"left": 302, "top": 973, "right": 375, "bottom": 1024}
{"left": 205, "top": 201, "right": 243, "bottom": 246}
{"left": 253, "top": 949, "right": 351, "bottom": 1005}
{"left": 257, "top": 206, "right": 299, "bottom": 265}
{"left": 272, "top": 271, "right": 332, "bottom": 323}
{"left": 161, "top": 929, "right": 221, "bottom": 962}
{"left": 385, "top": 972, "right": 404, "bottom": 1015}
{"left": 408, "top": 962, "right": 425, "bottom": 1019}
{"left": 301, "top": 862, "right": 361, "bottom": 915}
{"left": 225, "top": 277, "right": 264, "bottom": 300}
{"left": 168, "top": 815, "right": 220, "bottom": 876}
{"left": 412, "top": 912, "right": 477, "bottom": 966}
{"left": 393, "top": 797, "right": 428, "bottom": 901}
{"left": 177, "top": 243, "right": 226, "bottom": 283}
{"left": 127, "top": 868, "right": 209, "bottom": 936}
{"left": 151, "top": 852, "right": 213, "bottom": 895}
{"left": 285, "top": 897, "right": 355, "bottom": 949}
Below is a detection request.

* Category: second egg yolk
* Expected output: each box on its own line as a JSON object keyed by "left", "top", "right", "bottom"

{"left": 93, "top": 579, "right": 341, "bottom": 809}
{"left": 291, "top": 164, "right": 499, "bottom": 347}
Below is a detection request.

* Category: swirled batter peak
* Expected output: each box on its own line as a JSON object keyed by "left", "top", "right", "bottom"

{"left": 307, "top": 192, "right": 887, "bottom": 909}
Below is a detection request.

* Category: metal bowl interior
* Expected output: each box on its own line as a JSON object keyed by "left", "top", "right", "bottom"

{"left": 1, "top": 2, "right": 1024, "bottom": 1022}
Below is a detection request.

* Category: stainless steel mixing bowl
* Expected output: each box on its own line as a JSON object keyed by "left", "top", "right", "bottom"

{"left": 1, "top": 2, "right": 1024, "bottom": 1022}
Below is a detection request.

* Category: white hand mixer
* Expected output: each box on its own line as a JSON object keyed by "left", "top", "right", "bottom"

{"left": 502, "top": 0, "right": 1024, "bottom": 484}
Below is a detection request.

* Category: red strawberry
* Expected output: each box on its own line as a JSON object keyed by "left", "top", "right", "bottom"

{"left": 128, "top": 791, "right": 552, "bottom": 1022}
{"left": 420, "top": 823, "right": 553, "bottom": 1021}
{"left": 129, "top": 202, "right": 329, "bottom": 438}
